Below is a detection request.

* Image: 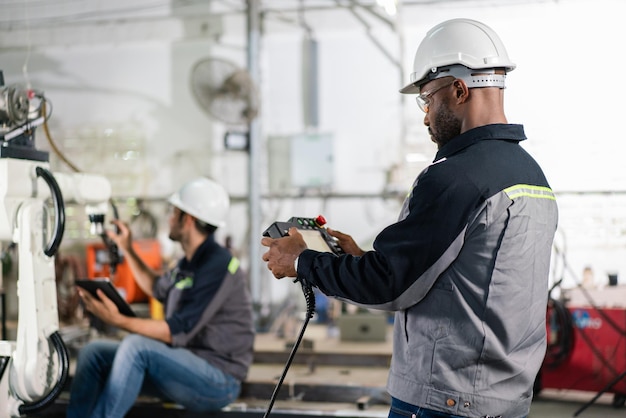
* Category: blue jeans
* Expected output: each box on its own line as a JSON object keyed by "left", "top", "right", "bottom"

{"left": 389, "top": 398, "right": 467, "bottom": 418}
{"left": 389, "top": 397, "right": 526, "bottom": 418}
{"left": 67, "top": 335, "right": 241, "bottom": 418}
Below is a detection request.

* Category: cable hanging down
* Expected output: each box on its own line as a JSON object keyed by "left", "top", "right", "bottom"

{"left": 262, "top": 279, "right": 316, "bottom": 418}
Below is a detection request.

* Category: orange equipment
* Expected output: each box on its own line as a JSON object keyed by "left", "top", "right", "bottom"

{"left": 85, "top": 239, "right": 162, "bottom": 304}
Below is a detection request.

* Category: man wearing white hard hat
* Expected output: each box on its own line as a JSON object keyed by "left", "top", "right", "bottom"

{"left": 69, "top": 177, "right": 255, "bottom": 417}
{"left": 262, "top": 19, "right": 557, "bottom": 418}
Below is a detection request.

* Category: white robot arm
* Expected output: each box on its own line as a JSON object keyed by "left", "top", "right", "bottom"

{"left": 0, "top": 72, "right": 113, "bottom": 417}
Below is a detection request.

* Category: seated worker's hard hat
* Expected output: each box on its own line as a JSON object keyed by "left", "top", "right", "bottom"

{"left": 168, "top": 177, "right": 230, "bottom": 228}
{"left": 400, "top": 18, "right": 516, "bottom": 94}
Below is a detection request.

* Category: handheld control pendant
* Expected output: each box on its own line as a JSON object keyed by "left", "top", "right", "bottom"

{"left": 262, "top": 215, "right": 344, "bottom": 255}
{"left": 261, "top": 215, "right": 341, "bottom": 417}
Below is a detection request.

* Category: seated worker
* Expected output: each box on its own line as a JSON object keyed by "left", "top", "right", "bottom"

{"left": 67, "top": 177, "right": 255, "bottom": 418}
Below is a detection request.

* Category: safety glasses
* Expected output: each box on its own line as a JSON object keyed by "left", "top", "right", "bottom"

{"left": 415, "top": 80, "right": 455, "bottom": 113}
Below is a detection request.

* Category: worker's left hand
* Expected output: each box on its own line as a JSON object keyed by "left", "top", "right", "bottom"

{"left": 78, "top": 288, "right": 124, "bottom": 327}
{"left": 261, "top": 227, "right": 308, "bottom": 279}
{"left": 326, "top": 228, "right": 365, "bottom": 256}
{"left": 106, "top": 219, "right": 133, "bottom": 253}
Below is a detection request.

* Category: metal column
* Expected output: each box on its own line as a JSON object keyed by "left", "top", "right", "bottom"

{"left": 246, "top": 0, "right": 263, "bottom": 317}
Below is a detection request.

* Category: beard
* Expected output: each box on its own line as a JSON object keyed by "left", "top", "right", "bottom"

{"left": 430, "top": 99, "right": 462, "bottom": 149}
{"left": 168, "top": 218, "right": 184, "bottom": 242}
{"left": 168, "top": 230, "right": 181, "bottom": 242}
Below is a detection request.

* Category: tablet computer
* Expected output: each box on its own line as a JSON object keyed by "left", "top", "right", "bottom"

{"left": 75, "top": 278, "right": 136, "bottom": 317}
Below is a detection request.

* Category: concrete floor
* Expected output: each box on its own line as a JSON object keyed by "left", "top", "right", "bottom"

{"left": 32, "top": 393, "right": 626, "bottom": 418}
{"left": 530, "top": 390, "right": 625, "bottom": 418}
{"left": 228, "top": 391, "right": 626, "bottom": 418}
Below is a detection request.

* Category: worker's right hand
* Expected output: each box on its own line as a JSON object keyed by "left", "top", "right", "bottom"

{"left": 261, "top": 227, "right": 307, "bottom": 279}
{"left": 326, "top": 228, "right": 365, "bottom": 256}
{"left": 106, "top": 219, "right": 133, "bottom": 253}
{"left": 77, "top": 288, "right": 125, "bottom": 327}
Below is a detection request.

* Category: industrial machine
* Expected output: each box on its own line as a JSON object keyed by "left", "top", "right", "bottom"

{"left": 539, "top": 286, "right": 626, "bottom": 411}
{"left": 0, "top": 70, "right": 114, "bottom": 417}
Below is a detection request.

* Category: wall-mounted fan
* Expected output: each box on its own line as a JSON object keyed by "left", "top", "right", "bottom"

{"left": 190, "top": 57, "right": 259, "bottom": 126}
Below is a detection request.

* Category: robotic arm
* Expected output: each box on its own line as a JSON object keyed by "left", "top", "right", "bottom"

{"left": 0, "top": 71, "right": 114, "bottom": 417}
{"left": 54, "top": 172, "right": 120, "bottom": 275}
{"left": 0, "top": 159, "right": 67, "bottom": 417}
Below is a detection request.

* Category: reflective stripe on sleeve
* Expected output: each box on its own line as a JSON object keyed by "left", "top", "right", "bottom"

{"left": 504, "top": 184, "right": 556, "bottom": 201}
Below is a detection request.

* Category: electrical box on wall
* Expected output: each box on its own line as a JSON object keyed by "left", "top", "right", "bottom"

{"left": 268, "top": 133, "right": 333, "bottom": 193}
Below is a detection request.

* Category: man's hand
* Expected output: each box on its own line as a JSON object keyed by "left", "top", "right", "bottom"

{"left": 106, "top": 219, "right": 133, "bottom": 253}
{"left": 327, "top": 228, "right": 365, "bottom": 256}
{"left": 78, "top": 288, "right": 125, "bottom": 328}
{"left": 261, "top": 227, "right": 308, "bottom": 279}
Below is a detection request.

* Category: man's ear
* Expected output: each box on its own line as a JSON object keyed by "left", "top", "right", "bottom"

{"left": 454, "top": 79, "right": 469, "bottom": 103}
{"left": 182, "top": 212, "right": 195, "bottom": 228}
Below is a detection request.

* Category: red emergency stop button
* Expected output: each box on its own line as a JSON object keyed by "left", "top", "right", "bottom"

{"left": 315, "top": 215, "right": 327, "bottom": 227}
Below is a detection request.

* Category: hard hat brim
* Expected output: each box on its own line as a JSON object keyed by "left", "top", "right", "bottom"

{"left": 399, "top": 82, "right": 420, "bottom": 94}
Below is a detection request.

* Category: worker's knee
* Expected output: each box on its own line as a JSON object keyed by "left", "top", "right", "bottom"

{"left": 76, "top": 339, "right": 118, "bottom": 370}
{"left": 116, "top": 334, "right": 164, "bottom": 362}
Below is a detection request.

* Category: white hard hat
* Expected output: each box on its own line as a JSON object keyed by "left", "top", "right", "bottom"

{"left": 400, "top": 18, "right": 516, "bottom": 94}
{"left": 168, "top": 177, "right": 230, "bottom": 228}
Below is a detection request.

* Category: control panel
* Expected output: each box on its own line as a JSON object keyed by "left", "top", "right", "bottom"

{"left": 263, "top": 215, "right": 344, "bottom": 255}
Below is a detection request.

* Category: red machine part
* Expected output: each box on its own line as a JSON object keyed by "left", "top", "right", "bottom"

{"left": 540, "top": 301, "right": 626, "bottom": 407}
{"left": 85, "top": 239, "right": 162, "bottom": 304}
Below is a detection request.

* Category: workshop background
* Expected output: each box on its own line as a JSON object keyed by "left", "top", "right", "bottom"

{"left": 1, "top": 0, "right": 626, "bottom": 417}
{"left": 0, "top": 0, "right": 626, "bottom": 418}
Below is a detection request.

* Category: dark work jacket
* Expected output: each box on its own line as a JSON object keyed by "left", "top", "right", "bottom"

{"left": 153, "top": 235, "right": 254, "bottom": 381}
{"left": 297, "top": 124, "right": 558, "bottom": 418}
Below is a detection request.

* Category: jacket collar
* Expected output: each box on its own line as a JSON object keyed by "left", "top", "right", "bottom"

{"left": 179, "top": 234, "right": 217, "bottom": 271}
{"left": 434, "top": 124, "right": 526, "bottom": 161}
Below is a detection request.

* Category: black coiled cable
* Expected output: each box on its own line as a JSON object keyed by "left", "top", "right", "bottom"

{"left": 35, "top": 166, "right": 65, "bottom": 257}
{"left": 262, "top": 279, "right": 316, "bottom": 418}
{"left": 544, "top": 297, "right": 575, "bottom": 369}
{"left": 18, "top": 330, "right": 70, "bottom": 415}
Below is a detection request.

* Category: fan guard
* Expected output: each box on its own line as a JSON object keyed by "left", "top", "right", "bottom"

{"left": 190, "top": 57, "right": 259, "bottom": 125}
